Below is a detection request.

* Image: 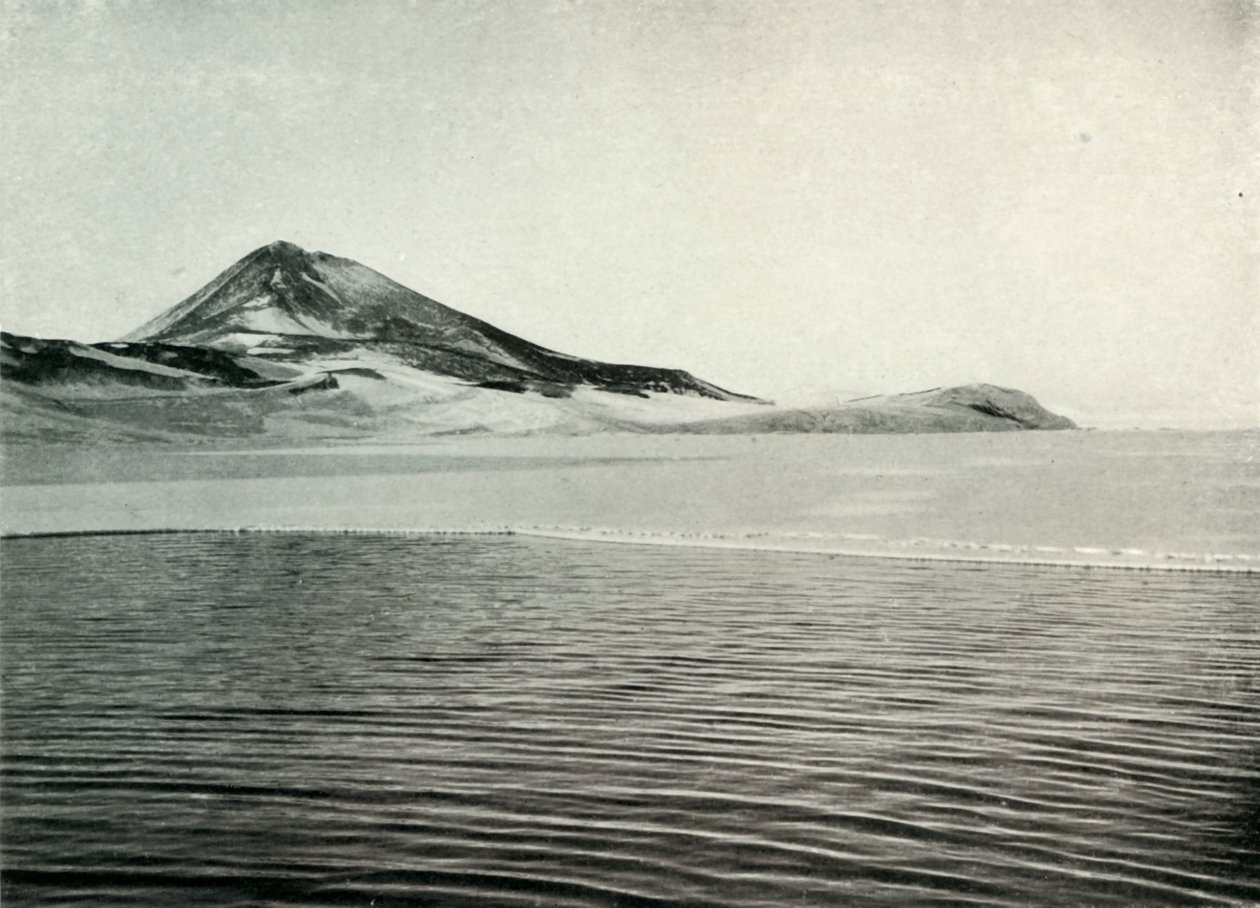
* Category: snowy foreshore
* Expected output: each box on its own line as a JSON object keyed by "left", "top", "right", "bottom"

{"left": 3, "top": 431, "right": 1256, "bottom": 573}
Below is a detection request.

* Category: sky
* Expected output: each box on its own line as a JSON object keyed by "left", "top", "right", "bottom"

{"left": 1, "top": 0, "right": 1256, "bottom": 428}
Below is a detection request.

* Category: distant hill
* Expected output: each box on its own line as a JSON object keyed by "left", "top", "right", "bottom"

{"left": 669, "top": 385, "right": 1078, "bottom": 434}
{"left": 1, "top": 241, "right": 1075, "bottom": 443}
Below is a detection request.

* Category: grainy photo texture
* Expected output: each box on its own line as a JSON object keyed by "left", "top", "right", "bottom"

{"left": 1, "top": 1, "right": 1257, "bottom": 905}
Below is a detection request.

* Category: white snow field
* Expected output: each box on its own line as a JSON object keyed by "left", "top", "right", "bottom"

{"left": 2, "top": 429, "right": 1256, "bottom": 572}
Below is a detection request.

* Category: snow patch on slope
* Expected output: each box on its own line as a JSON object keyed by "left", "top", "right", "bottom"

{"left": 207, "top": 301, "right": 358, "bottom": 342}
{"left": 70, "top": 345, "right": 209, "bottom": 381}
{"left": 563, "top": 387, "right": 772, "bottom": 425}
{"left": 300, "top": 272, "right": 341, "bottom": 301}
{"left": 234, "top": 306, "right": 314, "bottom": 336}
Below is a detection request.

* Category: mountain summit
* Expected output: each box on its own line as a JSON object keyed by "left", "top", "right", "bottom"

{"left": 124, "top": 240, "right": 495, "bottom": 350}
{"left": 121, "top": 241, "right": 756, "bottom": 401}
{"left": 1, "top": 241, "right": 1076, "bottom": 442}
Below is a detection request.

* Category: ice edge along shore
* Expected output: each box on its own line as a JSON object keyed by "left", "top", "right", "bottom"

{"left": 4, "top": 524, "right": 1255, "bottom": 574}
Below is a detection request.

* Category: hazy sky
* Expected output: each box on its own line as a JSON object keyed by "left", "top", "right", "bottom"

{"left": 2, "top": 0, "right": 1256, "bottom": 427}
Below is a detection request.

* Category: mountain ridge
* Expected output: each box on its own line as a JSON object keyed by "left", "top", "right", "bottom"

{"left": 120, "top": 240, "right": 759, "bottom": 403}
{"left": 1, "top": 241, "right": 1077, "bottom": 442}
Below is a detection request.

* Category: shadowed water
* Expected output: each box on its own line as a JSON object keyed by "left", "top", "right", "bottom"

{"left": 2, "top": 533, "right": 1258, "bottom": 906}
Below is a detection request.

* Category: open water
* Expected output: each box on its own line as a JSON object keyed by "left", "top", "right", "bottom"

{"left": 2, "top": 532, "right": 1258, "bottom": 906}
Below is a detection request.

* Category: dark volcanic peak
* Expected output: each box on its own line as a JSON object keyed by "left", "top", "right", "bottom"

{"left": 2, "top": 242, "right": 1080, "bottom": 440}
{"left": 121, "top": 239, "right": 456, "bottom": 346}
{"left": 121, "top": 242, "right": 762, "bottom": 402}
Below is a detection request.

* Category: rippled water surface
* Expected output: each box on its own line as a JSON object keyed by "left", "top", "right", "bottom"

{"left": 3, "top": 533, "right": 1258, "bottom": 906}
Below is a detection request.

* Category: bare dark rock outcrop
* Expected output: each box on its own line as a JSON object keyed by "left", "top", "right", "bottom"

{"left": 1, "top": 241, "right": 1076, "bottom": 442}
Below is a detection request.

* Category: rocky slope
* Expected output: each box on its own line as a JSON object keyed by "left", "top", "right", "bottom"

{"left": 1, "top": 241, "right": 1076, "bottom": 442}
{"left": 122, "top": 240, "right": 757, "bottom": 401}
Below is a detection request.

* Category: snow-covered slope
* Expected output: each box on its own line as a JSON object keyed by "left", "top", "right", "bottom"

{"left": 2, "top": 241, "right": 1078, "bottom": 444}
{"left": 1, "top": 330, "right": 772, "bottom": 442}
{"left": 122, "top": 240, "right": 760, "bottom": 403}
{"left": 670, "top": 384, "right": 1078, "bottom": 434}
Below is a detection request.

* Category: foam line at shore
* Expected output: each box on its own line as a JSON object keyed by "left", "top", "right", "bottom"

{"left": 3, "top": 524, "right": 1257, "bottom": 574}
{"left": 515, "top": 527, "right": 1259, "bottom": 573}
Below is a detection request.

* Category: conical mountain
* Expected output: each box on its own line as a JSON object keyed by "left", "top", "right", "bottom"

{"left": 122, "top": 240, "right": 759, "bottom": 401}
{"left": 1, "top": 241, "right": 1078, "bottom": 442}
{"left": 125, "top": 241, "right": 494, "bottom": 350}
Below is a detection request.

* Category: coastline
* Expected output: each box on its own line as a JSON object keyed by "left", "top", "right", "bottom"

{"left": 3, "top": 523, "right": 1256, "bottom": 573}
{"left": 3, "top": 430, "right": 1256, "bottom": 575}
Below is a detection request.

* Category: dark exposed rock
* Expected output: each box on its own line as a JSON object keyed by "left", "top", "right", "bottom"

{"left": 122, "top": 240, "right": 761, "bottom": 403}
{"left": 1, "top": 242, "right": 1078, "bottom": 442}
